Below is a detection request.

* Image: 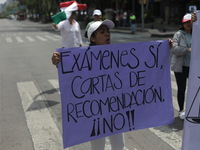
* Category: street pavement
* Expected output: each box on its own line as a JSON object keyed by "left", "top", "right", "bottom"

{"left": 0, "top": 18, "right": 184, "bottom": 150}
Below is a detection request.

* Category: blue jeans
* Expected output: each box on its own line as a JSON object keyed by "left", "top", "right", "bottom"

{"left": 130, "top": 23, "right": 136, "bottom": 33}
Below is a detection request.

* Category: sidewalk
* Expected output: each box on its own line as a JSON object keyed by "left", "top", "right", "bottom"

{"left": 110, "top": 22, "right": 179, "bottom": 37}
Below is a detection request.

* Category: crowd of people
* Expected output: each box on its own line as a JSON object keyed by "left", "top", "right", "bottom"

{"left": 51, "top": 7, "right": 198, "bottom": 149}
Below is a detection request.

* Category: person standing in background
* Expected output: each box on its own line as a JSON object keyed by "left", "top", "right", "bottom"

{"left": 84, "top": 9, "right": 102, "bottom": 38}
{"left": 129, "top": 13, "right": 137, "bottom": 33}
{"left": 171, "top": 13, "right": 192, "bottom": 120}
{"left": 122, "top": 11, "right": 127, "bottom": 27}
{"left": 52, "top": 11, "right": 82, "bottom": 48}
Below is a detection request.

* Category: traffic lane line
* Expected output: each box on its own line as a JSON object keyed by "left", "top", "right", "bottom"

{"left": 17, "top": 81, "right": 67, "bottom": 150}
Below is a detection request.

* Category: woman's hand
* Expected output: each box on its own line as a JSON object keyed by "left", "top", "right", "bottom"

{"left": 51, "top": 52, "right": 60, "bottom": 65}
{"left": 168, "top": 38, "right": 173, "bottom": 49}
{"left": 52, "top": 23, "right": 58, "bottom": 30}
{"left": 191, "top": 12, "right": 197, "bottom": 23}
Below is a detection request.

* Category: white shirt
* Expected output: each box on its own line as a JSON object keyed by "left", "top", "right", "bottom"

{"left": 56, "top": 19, "right": 83, "bottom": 48}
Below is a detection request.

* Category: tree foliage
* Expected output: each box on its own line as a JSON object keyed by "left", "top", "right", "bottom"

{"left": 3, "top": 3, "right": 19, "bottom": 15}
{"left": 18, "top": 0, "right": 60, "bottom": 22}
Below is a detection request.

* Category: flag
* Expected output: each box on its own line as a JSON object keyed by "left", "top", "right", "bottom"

{"left": 51, "top": 1, "right": 87, "bottom": 24}
{"left": 51, "top": 11, "right": 67, "bottom": 24}
{"left": 59, "top": 1, "right": 74, "bottom": 11}
{"left": 60, "top": 1, "right": 87, "bottom": 11}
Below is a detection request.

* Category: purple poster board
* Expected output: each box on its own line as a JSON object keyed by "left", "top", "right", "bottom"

{"left": 56, "top": 40, "right": 174, "bottom": 148}
{"left": 182, "top": 11, "right": 200, "bottom": 150}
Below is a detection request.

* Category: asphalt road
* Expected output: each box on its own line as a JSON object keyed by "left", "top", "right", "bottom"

{"left": 0, "top": 18, "right": 183, "bottom": 150}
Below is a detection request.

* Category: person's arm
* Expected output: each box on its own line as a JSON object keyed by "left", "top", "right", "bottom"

{"left": 52, "top": 20, "right": 65, "bottom": 31}
{"left": 171, "top": 32, "right": 190, "bottom": 56}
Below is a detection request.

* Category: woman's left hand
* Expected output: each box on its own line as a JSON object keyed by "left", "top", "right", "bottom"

{"left": 51, "top": 52, "right": 60, "bottom": 66}
{"left": 168, "top": 38, "right": 173, "bottom": 49}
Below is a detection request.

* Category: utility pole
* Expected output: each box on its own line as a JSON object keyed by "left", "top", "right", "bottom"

{"left": 141, "top": 0, "right": 144, "bottom": 31}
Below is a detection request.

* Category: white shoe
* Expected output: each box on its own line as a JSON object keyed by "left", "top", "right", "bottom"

{"left": 179, "top": 111, "right": 185, "bottom": 119}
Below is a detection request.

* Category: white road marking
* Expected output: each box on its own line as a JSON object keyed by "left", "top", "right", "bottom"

{"left": 5, "top": 37, "right": 13, "bottom": 43}
{"left": 148, "top": 78, "right": 182, "bottom": 150}
{"left": 26, "top": 36, "right": 35, "bottom": 42}
{"left": 36, "top": 35, "right": 47, "bottom": 41}
{"left": 53, "top": 35, "right": 62, "bottom": 39}
{"left": 3, "top": 33, "right": 60, "bottom": 43}
{"left": 149, "top": 127, "right": 181, "bottom": 150}
{"left": 48, "top": 79, "right": 60, "bottom": 94}
{"left": 15, "top": 69, "right": 181, "bottom": 150}
{"left": 17, "top": 81, "right": 68, "bottom": 150}
{"left": 45, "top": 35, "right": 59, "bottom": 41}
{"left": 49, "top": 78, "right": 181, "bottom": 150}
{"left": 16, "top": 36, "right": 24, "bottom": 43}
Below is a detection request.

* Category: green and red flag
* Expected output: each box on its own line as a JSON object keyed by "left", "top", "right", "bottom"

{"left": 51, "top": 1, "right": 87, "bottom": 24}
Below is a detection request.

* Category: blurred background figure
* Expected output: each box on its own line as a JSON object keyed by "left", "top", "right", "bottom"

{"left": 129, "top": 13, "right": 137, "bottom": 33}
{"left": 84, "top": 9, "right": 102, "bottom": 38}
{"left": 52, "top": 11, "right": 82, "bottom": 48}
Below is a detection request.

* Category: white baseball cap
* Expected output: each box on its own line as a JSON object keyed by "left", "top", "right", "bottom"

{"left": 93, "top": 9, "right": 102, "bottom": 16}
{"left": 182, "top": 14, "right": 191, "bottom": 23}
{"left": 87, "top": 19, "right": 115, "bottom": 40}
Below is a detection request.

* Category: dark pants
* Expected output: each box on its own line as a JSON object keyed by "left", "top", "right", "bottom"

{"left": 174, "top": 66, "right": 189, "bottom": 112}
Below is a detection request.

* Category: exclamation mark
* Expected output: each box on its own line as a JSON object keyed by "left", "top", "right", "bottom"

{"left": 90, "top": 118, "right": 101, "bottom": 137}
{"left": 97, "top": 118, "right": 100, "bottom": 135}
{"left": 126, "top": 110, "right": 135, "bottom": 130}
{"left": 131, "top": 110, "right": 135, "bottom": 130}
{"left": 90, "top": 119, "right": 96, "bottom": 137}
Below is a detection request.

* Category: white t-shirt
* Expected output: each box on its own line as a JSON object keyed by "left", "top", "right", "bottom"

{"left": 57, "top": 19, "right": 83, "bottom": 48}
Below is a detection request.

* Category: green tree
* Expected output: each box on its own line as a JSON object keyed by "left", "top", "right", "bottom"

{"left": 3, "top": 3, "right": 19, "bottom": 15}
{"left": 18, "top": 0, "right": 59, "bottom": 22}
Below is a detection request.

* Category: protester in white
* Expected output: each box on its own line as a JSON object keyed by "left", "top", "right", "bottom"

{"left": 123, "top": 11, "right": 127, "bottom": 27}
{"left": 52, "top": 11, "right": 82, "bottom": 48}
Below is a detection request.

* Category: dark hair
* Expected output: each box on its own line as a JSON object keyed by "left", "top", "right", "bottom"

{"left": 89, "top": 31, "right": 97, "bottom": 46}
{"left": 71, "top": 11, "right": 76, "bottom": 15}
{"left": 179, "top": 22, "right": 192, "bottom": 33}
{"left": 179, "top": 24, "right": 185, "bottom": 30}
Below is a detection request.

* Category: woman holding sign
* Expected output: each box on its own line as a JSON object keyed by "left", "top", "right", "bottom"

{"left": 87, "top": 20, "right": 128, "bottom": 150}
{"left": 171, "top": 13, "right": 192, "bottom": 120}
{"left": 52, "top": 20, "right": 128, "bottom": 150}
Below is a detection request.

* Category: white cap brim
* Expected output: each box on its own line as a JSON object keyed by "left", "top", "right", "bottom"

{"left": 87, "top": 19, "right": 115, "bottom": 40}
{"left": 92, "top": 9, "right": 102, "bottom": 16}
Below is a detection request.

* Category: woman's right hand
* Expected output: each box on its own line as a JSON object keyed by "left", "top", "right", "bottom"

{"left": 192, "top": 12, "right": 197, "bottom": 22}
{"left": 51, "top": 52, "right": 60, "bottom": 65}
